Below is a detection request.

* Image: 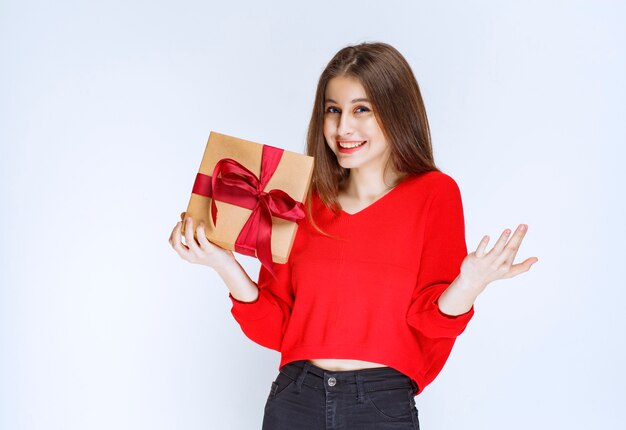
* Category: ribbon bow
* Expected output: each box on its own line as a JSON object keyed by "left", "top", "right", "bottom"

{"left": 192, "top": 145, "right": 305, "bottom": 278}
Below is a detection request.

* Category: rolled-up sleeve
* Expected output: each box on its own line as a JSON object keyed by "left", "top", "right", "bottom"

{"left": 229, "top": 260, "right": 294, "bottom": 351}
{"left": 406, "top": 175, "right": 474, "bottom": 339}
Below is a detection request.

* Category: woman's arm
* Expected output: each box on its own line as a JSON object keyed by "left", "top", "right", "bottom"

{"left": 214, "top": 257, "right": 260, "bottom": 303}
{"left": 438, "top": 224, "right": 538, "bottom": 316}
{"left": 406, "top": 176, "right": 474, "bottom": 339}
{"left": 169, "top": 215, "right": 293, "bottom": 351}
{"left": 169, "top": 214, "right": 259, "bottom": 301}
{"left": 435, "top": 275, "right": 480, "bottom": 317}
{"left": 227, "top": 260, "right": 294, "bottom": 351}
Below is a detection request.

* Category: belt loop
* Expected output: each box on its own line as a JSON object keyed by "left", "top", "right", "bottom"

{"left": 355, "top": 372, "right": 365, "bottom": 404}
{"left": 295, "top": 361, "right": 311, "bottom": 393}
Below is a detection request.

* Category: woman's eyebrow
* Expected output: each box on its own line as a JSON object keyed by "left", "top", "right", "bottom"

{"left": 325, "top": 98, "right": 370, "bottom": 103}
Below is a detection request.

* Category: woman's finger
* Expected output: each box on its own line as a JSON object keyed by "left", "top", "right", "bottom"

{"left": 475, "top": 235, "right": 489, "bottom": 258}
{"left": 195, "top": 222, "right": 213, "bottom": 250}
{"left": 170, "top": 221, "right": 191, "bottom": 258}
{"left": 183, "top": 217, "right": 200, "bottom": 252}
{"left": 503, "top": 225, "right": 528, "bottom": 265}
{"left": 488, "top": 228, "right": 512, "bottom": 257}
{"left": 168, "top": 222, "right": 181, "bottom": 247}
{"left": 501, "top": 256, "right": 538, "bottom": 279}
{"left": 494, "top": 224, "right": 528, "bottom": 268}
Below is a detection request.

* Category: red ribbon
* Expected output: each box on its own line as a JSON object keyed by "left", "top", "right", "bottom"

{"left": 191, "top": 145, "right": 305, "bottom": 278}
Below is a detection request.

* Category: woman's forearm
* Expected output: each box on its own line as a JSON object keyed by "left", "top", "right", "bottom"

{"left": 436, "top": 274, "right": 484, "bottom": 316}
{"left": 214, "top": 258, "right": 260, "bottom": 303}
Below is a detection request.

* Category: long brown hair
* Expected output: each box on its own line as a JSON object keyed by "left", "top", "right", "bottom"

{"left": 304, "top": 42, "right": 440, "bottom": 236}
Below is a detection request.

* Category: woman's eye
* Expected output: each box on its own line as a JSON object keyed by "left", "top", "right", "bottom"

{"left": 325, "top": 106, "right": 370, "bottom": 114}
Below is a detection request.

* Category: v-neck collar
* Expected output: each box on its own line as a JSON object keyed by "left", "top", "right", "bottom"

{"left": 338, "top": 175, "right": 412, "bottom": 217}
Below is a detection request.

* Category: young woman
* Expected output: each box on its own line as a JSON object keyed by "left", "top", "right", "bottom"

{"left": 169, "top": 42, "right": 537, "bottom": 430}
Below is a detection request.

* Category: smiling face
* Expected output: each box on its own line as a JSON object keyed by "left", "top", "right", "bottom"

{"left": 323, "top": 75, "right": 392, "bottom": 174}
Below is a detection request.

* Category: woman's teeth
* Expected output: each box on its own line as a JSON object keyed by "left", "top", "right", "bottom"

{"left": 338, "top": 141, "right": 366, "bottom": 148}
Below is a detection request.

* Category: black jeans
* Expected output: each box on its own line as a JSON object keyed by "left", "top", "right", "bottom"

{"left": 262, "top": 360, "right": 420, "bottom": 430}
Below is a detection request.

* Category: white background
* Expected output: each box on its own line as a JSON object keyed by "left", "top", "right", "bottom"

{"left": 1, "top": 0, "right": 624, "bottom": 429}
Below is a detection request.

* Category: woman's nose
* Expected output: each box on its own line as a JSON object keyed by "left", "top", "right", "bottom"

{"left": 337, "top": 112, "right": 354, "bottom": 136}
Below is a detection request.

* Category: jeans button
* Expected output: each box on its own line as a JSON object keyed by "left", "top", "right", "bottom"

{"left": 327, "top": 377, "right": 337, "bottom": 387}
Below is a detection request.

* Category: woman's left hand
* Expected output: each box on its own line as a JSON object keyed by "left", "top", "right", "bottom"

{"left": 459, "top": 224, "right": 538, "bottom": 296}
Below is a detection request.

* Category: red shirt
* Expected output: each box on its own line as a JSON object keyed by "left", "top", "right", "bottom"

{"left": 228, "top": 170, "right": 474, "bottom": 394}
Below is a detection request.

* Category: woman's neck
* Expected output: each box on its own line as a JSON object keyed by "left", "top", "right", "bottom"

{"left": 340, "top": 169, "right": 404, "bottom": 202}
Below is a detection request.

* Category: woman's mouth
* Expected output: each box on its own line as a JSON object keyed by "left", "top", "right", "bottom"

{"left": 337, "top": 140, "right": 367, "bottom": 153}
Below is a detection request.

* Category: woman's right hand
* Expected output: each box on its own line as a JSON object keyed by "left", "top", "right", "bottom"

{"left": 168, "top": 212, "right": 235, "bottom": 270}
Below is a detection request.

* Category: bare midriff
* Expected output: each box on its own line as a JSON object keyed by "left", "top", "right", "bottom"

{"left": 307, "top": 358, "right": 388, "bottom": 371}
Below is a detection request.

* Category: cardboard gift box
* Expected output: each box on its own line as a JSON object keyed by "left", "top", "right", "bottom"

{"left": 182, "top": 131, "right": 314, "bottom": 277}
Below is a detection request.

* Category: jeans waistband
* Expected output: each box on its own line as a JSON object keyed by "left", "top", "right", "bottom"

{"left": 280, "top": 360, "right": 418, "bottom": 395}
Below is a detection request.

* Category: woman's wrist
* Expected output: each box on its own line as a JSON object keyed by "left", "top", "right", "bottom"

{"left": 213, "top": 256, "right": 260, "bottom": 302}
{"left": 211, "top": 252, "right": 238, "bottom": 274}
{"left": 437, "top": 275, "right": 484, "bottom": 316}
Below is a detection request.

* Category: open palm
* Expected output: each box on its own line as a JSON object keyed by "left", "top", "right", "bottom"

{"left": 460, "top": 224, "right": 538, "bottom": 294}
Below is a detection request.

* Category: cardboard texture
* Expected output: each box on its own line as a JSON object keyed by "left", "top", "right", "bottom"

{"left": 183, "top": 131, "right": 314, "bottom": 264}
